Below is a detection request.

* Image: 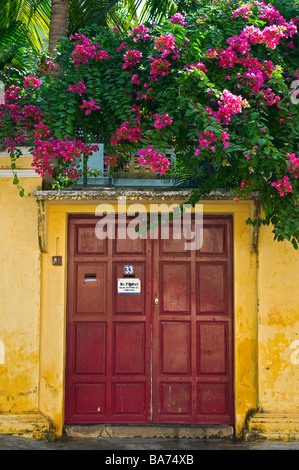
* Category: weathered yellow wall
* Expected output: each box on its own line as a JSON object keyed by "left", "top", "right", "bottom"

{"left": 258, "top": 224, "right": 299, "bottom": 411}
{"left": 0, "top": 155, "right": 42, "bottom": 416}
{"left": 0, "top": 152, "right": 298, "bottom": 439}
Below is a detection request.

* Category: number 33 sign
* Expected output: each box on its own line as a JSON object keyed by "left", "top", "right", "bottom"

{"left": 124, "top": 265, "right": 134, "bottom": 275}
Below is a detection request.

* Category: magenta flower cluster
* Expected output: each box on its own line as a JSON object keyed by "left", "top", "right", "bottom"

{"left": 122, "top": 49, "right": 143, "bottom": 71}
{"left": 153, "top": 113, "right": 173, "bottom": 129}
{"left": 71, "top": 33, "right": 109, "bottom": 66}
{"left": 137, "top": 146, "right": 170, "bottom": 175}
{"left": 80, "top": 100, "right": 100, "bottom": 115}
{"left": 32, "top": 123, "right": 98, "bottom": 178}
{"left": 131, "top": 25, "right": 151, "bottom": 42}
{"left": 271, "top": 175, "right": 293, "bottom": 196}
{"left": 68, "top": 81, "right": 87, "bottom": 96}
{"left": 23, "top": 76, "right": 42, "bottom": 88}
{"left": 111, "top": 121, "right": 142, "bottom": 146}
{"left": 0, "top": 4, "right": 298, "bottom": 198}
{"left": 205, "top": 89, "right": 250, "bottom": 126}
{"left": 104, "top": 154, "right": 119, "bottom": 167}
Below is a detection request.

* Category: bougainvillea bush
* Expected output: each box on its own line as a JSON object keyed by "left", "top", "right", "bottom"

{"left": 0, "top": 0, "right": 299, "bottom": 246}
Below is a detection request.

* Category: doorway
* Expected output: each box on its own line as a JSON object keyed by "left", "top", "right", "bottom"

{"left": 65, "top": 214, "right": 234, "bottom": 424}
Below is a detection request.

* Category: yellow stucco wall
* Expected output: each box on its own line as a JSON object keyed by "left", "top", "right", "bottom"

{"left": 258, "top": 225, "right": 299, "bottom": 411}
{"left": 0, "top": 156, "right": 42, "bottom": 415}
{"left": 0, "top": 152, "right": 298, "bottom": 439}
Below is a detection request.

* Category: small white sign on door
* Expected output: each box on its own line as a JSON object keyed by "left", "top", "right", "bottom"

{"left": 118, "top": 278, "right": 141, "bottom": 294}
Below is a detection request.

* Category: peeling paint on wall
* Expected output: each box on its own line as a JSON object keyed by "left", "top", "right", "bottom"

{"left": 290, "top": 340, "right": 299, "bottom": 365}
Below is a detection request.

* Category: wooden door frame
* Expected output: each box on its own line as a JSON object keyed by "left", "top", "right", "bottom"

{"left": 65, "top": 214, "right": 234, "bottom": 425}
{"left": 37, "top": 197, "right": 258, "bottom": 437}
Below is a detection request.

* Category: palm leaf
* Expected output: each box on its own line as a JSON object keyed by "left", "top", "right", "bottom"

{"left": 136, "top": 0, "right": 179, "bottom": 23}
{"left": 67, "top": 0, "right": 140, "bottom": 34}
{"left": 0, "top": 0, "right": 51, "bottom": 51}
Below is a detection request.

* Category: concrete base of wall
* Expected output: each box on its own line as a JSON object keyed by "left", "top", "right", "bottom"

{"left": 245, "top": 412, "right": 299, "bottom": 441}
{"left": 64, "top": 424, "right": 234, "bottom": 440}
{"left": 0, "top": 413, "right": 51, "bottom": 439}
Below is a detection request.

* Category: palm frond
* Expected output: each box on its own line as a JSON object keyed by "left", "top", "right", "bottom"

{"left": 137, "top": 0, "right": 179, "bottom": 24}
{"left": 0, "top": 0, "right": 50, "bottom": 51}
{"left": 67, "top": 0, "right": 141, "bottom": 34}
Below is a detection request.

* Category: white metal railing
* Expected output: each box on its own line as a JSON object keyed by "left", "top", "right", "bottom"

{"left": 79, "top": 144, "right": 174, "bottom": 187}
{"left": 0, "top": 145, "right": 174, "bottom": 186}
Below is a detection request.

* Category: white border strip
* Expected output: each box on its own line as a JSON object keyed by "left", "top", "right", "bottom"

{"left": 0, "top": 148, "right": 32, "bottom": 157}
{"left": 0, "top": 169, "right": 40, "bottom": 178}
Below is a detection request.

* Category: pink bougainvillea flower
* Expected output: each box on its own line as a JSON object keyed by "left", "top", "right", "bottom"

{"left": 131, "top": 74, "right": 140, "bottom": 84}
{"left": 111, "top": 120, "right": 142, "bottom": 145}
{"left": 32, "top": 132, "right": 99, "bottom": 178}
{"left": 231, "top": 3, "right": 253, "bottom": 19}
{"left": 132, "top": 25, "right": 149, "bottom": 33}
{"left": 137, "top": 146, "right": 170, "bottom": 175}
{"left": 184, "top": 62, "right": 208, "bottom": 73}
{"left": 31, "top": 129, "right": 98, "bottom": 180}
{"left": 286, "top": 153, "right": 299, "bottom": 178}
{"left": 195, "top": 130, "right": 218, "bottom": 154}
{"left": 4, "top": 85, "right": 21, "bottom": 102}
{"left": 68, "top": 81, "right": 87, "bottom": 95}
{"left": 154, "top": 34, "right": 175, "bottom": 57}
{"left": 169, "top": 13, "right": 188, "bottom": 26}
{"left": 22, "top": 105, "right": 44, "bottom": 127}
{"left": 222, "top": 131, "right": 230, "bottom": 148}
{"left": 205, "top": 48, "right": 218, "bottom": 59}
{"left": 23, "top": 75, "right": 42, "bottom": 88}
{"left": 150, "top": 58, "right": 171, "bottom": 79}
{"left": 80, "top": 100, "right": 100, "bottom": 115}
{"left": 153, "top": 113, "right": 173, "bottom": 129}
{"left": 271, "top": 176, "right": 293, "bottom": 196}
{"left": 38, "top": 60, "right": 56, "bottom": 75}
{"left": 33, "top": 122, "right": 52, "bottom": 138}
{"left": 122, "top": 49, "right": 142, "bottom": 71}
{"left": 260, "top": 87, "right": 281, "bottom": 106}
{"left": 95, "top": 50, "right": 109, "bottom": 60}
{"left": 131, "top": 24, "right": 151, "bottom": 42}
{"left": 70, "top": 33, "right": 98, "bottom": 65}
{"left": 117, "top": 42, "right": 127, "bottom": 52}
{"left": 103, "top": 154, "right": 119, "bottom": 167}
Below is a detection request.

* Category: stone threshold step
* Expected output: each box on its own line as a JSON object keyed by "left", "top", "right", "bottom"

{"left": 64, "top": 424, "right": 234, "bottom": 439}
{"left": 245, "top": 431, "right": 299, "bottom": 442}
{"left": 0, "top": 413, "right": 50, "bottom": 439}
{"left": 245, "top": 412, "right": 299, "bottom": 441}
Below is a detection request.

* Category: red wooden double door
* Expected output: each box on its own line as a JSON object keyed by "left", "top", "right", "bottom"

{"left": 65, "top": 214, "right": 234, "bottom": 425}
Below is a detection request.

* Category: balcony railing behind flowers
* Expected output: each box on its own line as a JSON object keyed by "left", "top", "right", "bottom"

{"left": 78, "top": 144, "right": 174, "bottom": 187}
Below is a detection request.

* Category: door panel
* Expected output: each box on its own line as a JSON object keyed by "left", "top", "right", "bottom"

{"left": 159, "top": 383, "right": 192, "bottom": 416}
{"left": 74, "top": 322, "right": 106, "bottom": 374}
{"left": 65, "top": 216, "right": 151, "bottom": 423}
{"left": 113, "top": 322, "right": 145, "bottom": 375}
{"left": 113, "top": 263, "right": 145, "bottom": 315}
{"left": 76, "top": 263, "right": 106, "bottom": 314}
{"left": 160, "top": 263, "right": 191, "bottom": 314}
{"left": 152, "top": 216, "right": 234, "bottom": 423}
{"left": 197, "top": 323, "right": 228, "bottom": 375}
{"left": 65, "top": 215, "right": 234, "bottom": 425}
{"left": 160, "top": 322, "right": 191, "bottom": 375}
{"left": 197, "top": 263, "right": 227, "bottom": 313}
